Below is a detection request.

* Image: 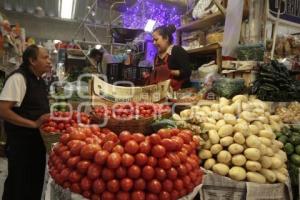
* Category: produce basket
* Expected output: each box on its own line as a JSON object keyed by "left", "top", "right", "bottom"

{"left": 40, "top": 128, "right": 61, "bottom": 153}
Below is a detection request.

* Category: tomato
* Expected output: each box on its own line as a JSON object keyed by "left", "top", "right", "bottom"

{"left": 155, "top": 168, "right": 167, "bottom": 181}
{"left": 80, "top": 177, "right": 92, "bottom": 191}
{"left": 87, "top": 164, "right": 101, "bottom": 180}
{"left": 113, "top": 145, "right": 124, "bottom": 154}
{"left": 120, "top": 178, "right": 133, "bottom": 192}
{"left": 162, "top": 179, "right": 173, "bottom": 192}
{"left": 151, "top": 145, "right": 166, "bottom": 158}
{"left": 69, "top": 171, "right": 82, "bottom": 183}
{"left": 71, "top": 183, "right": 82, "bottom": 194}
{"left": 134, "top": 178, "right": 146, "bottom": 190}
{"left": 147, "top": 156, "right": 158, "bottom": 167}
{"left": 61, "top": 150, "right": 71, "bottom": 161}
{"left": 94, "top": 150, "right": 109, "bottom": 165}
{"left": 158, "top": 157, "right": 172, "bottom": 170}
{"left": 77, "top": 160, "right": 91, "bottom": 174}
{"left": 179, "top": 188, "right": 187, "bottom": 198}
{"left": 171, "top": 136, "right": 184, "bottom": 151}
{"left": 167, "top": 168, "right": 178, "bottom": 180}
{"left": 131, "top": 191, "right": 145, "bottom": 200}
{"left": 170, "top": 128, "right": 180, "bottom": 136}
{"left": 60, "top": 133, "right": 71, "bottom": 144}
{"left": 102, "top": 168, "right": 115, "bottom": 181}
{"left": 159, "top": 191, "right": 171, "bottom": 200}
{"left": 177, "top": 151, "right": 187, "bottom": 163}
{"left": 104, "top": 132, "right": 119, "bottom": 143}
{"left": 58, "top": 122, "right": 65, "bottom": 130}
{"left": 101, "top": 191, "right": 115, "bottom": 200}
{"left": 121, "top": 153, "right": 135, "bottom": 167}
{"left": 146, "top": 193, "right": 159, "bottom": 200}
{"left": 107, "top": 179, "right": 120, "bottom": 193}
{"left": 91, "top": 194, "right": 101, "bottom": 200}
{"left": 82, "top": 190, "right": 92, "bottom": 199}
{"left": 139, "top": 141, "right": 151, "bottom": 154}
{"left": 116, "top": 192, "right": 130, "bottom": 200}
{"left": 132, "top": 133, "right": 145, "bottom": 143}
{"left": 128, "top": 165, "right": 141, "bottom": 179}
{"left": 166, "top": 153, "right": 181, "bottom": 167}
{"left": 63, "top": 181, "right": 71, "bottom": 189}
{"left": 67, "top": 156, "right": 81, "bottom": 168}
{"left": 157, "top": 129, "right": 172, "bottom": 139}
{"left": 57, "top": 145, "right": 68, "bottom": 156}
{"left": 68, "top": 140, "right": 85, "bottom": 156}
{"left": 177, "top": 164, "right": 188, "bottom": 177}
{"left": 135, "top": 153, "right": 148, "bottom": 166}
{"left": 183, "top": 175, "right": 191, "bottom": 186}
{"left": 124, "top": 140, "right": 139, "bottom": 154}
{"left": 185, "top": 162, "right": 192, "bottom": 172}
{"left": 170, "top": 190, "right": 179, "bottom": 200}
{"left": 182, "top": 144, "right": 193, "bottom": 155}
{"left": 160, "top": 139, "right": 176, "bottom": 152}
{"left": 177, "top": 132, "right": 192, "bottom": 144}
{"left": 115, "top": 166, "right": 127, "bottom": 179}
{"left": 103, "top": 141, "right": 116, "bottom": 152}
{"left": 147, "top": 179, "right": 162, "bottom": 194}
{"left": 60, "top": 168, "right": 71, "bottom": 181}
{"left": 107, "top": 152, "right": 121, "bottom": 169}
{"left": 189, "top": 171, "right": 198, "bottom": 182}
{"left": 142, "top": 165, "right": 155, "bottom": 180}
{"left": 186, "top": 182, "right": 195, "bottom": 193}
{"left": 92, "top": 179, "right": 105, "bottom": 194}
{"left": 174, "top": 179, "right": 184, "bottom": 190}
{"left": 149, "top": 134, "right": 161, "bottom": 145}
{"left": 70, "top": 131, "right": 86, "bottom": 141}
{"left": 119, "top": 131, "right": 132, "bottom": 144}
{"left": 81, "top": 144, "right": 101, "bottom": 160}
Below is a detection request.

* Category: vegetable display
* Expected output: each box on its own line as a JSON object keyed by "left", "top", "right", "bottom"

{"left": 48, "top": 127, "right": 203, "bottom": 200}
{"left": 275, "top": 102, "right": 300, "bottom": 124}
{"left": 212, "top": 78, "right": 245, "bottom": 99}
{"left": 173, "top": 95, "right": 288, "bottom": 184}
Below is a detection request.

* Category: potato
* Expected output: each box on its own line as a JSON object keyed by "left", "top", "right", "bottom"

{"left": 203, "top": 158, "right": 216, "bottom": 170}
{"left": 240, "top": 111, "right": 257, "bottom": 122}
{"left": 220, "top": 136, "right": 234, "bottom": 147}
{"left": 208, "top": 130, "right": 220, "bottom": 144}
{"left": 271, "top": 157, "right": 283, "bottom": 169}
{"left": 259, "top": 168, "right": 276, "bottom": 183}
{"left": 211, "top": 111, "right": 223, "bottom": 120}
{"left": 216, "top": 119, "right": 226, "bottom": 130}
{"left": 219, "top": 97, "right": 230, "bottom": 106}
{"left": 228, "top": 144, "right": 244, "bottom": 155}
{"left": 202, "top": 123, "right": 217, "bottom": 131}
{"left": 233, "top": 132, "right": 245, "bottom": 145}
{"left": 271, "top": 144, "right": 280, "bottom": 153}
{"left": 253, "top": 108, "right": 265, "bottom": 115}
{"left": 269, "top": 115, "right": 281, "bottom": 122}
{"left": 278, "top": 167, "right": 288, "bottom": 176}
{"left": 237, "top": 118, "right": 248, "bottom": 125}
{"left": 218, "top": 124, "right": 234, "bottom": 138}
{"left": 244, "top": 148, "right": 261, "bottom": 161}
{"left": 247, "top": 172, "right": 266, "bottom": 184}
{"left": 232, "top": 154, "right": 247, "bottom": 166}
{"left": 199, "top": 149, "right": 212, "bottom": 159}
{"left": 211, "top": 103, "right": 220, "bottom": 111}
{"left": 246, "top": 135, "right": 261, "bottom": 148}
{"left": 260, "top": 156, "right": 272, "bottom": 169}
{"left": 203, "top": 139, "right": 212, "bottom": 150}
{"left": 172, "top": 113, "right": 182, "bottom": 121}
{"left": 273, "top": 170, "right": 287, "bottom": 183}
{"left": 266, "top": 148, "right": 274, "bottom": 157}
{"left": 259, "top": 130, "right": 274, "bottom": 140}
{"left": 263, "top": 124, "right": 273, "bottom": 132}
{"left": 232, "top": 95, "right": 248, "bottom": 102}
{"left": 276, "top": 150, "right": 288, "bottom": 163}
{"left": 234, "top": 123, "right": 248, "bottom": 136}
{"left": 231, "top": 100, "right": 242, "bottom": 114}
{"left": 273, "top": 140, "right": 284, "bottom": 149}
{"left": 252, "top": 121, "right": 264, "bottom": 130}
{"left": 258, "top": 137, "right": 272, "bottom": 146}
{"left": 180, "top": 109, "right": 192, "bottom": 119}
{"left": 242, "top": 102, "right": 252, "bottom": 111}
{"left": 259, "top": 144, "right": 267, "bottom": 156}
{"left": 229, "top": 166, "right": 247, "bottom": 181}
{"left": 257, "top": 116, "right": 269, "bottom": 124}
{"left": 224, "top": 113, "right": 237, "bottom": 125}
{"left": 246, "top": 161, "right": 262, "bottom": 172}
{"left": 210, "top": 144, "right": 223, "bottom": 155}
{"left": 217, "top": 150, "right": 232, "bottom": 164}
{"left": 212, "top": 163, "right": 229, "bottom": 176}
{"left": 220, "top": 105, "right": 235, "bottom": 114}
{"left": 200, "top": 106, "right": 211, "bottom": 115}
{"left": 249, "top": 125, "right": 259, "bottom": 135}
{"left": 206, "top": 117, "right": 217, "bottom": 124}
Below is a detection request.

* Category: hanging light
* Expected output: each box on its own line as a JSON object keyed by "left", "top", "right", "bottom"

{"left": 59, "top": 0, "right": 77, "bottom": 19}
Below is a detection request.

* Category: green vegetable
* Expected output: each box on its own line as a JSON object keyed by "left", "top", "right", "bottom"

{"left": 288, "top": 163, "right": 299, "bottom": 186}
{"left": 277, "top": 135, "right": 288, "bottom": 144}
{"left": 212, "top": 78, "right": 245, "bottom": 99}
{"left": 289, "top": 135, "right": 300, "bottom": 145}
{"left": 290, "top": 154, "right": 300, "bottom": 166}
{"left": 284, "top": 143, "right": 294, "bottom": 155}
{"left": 275, "top": 132, "right": 282, "bottom": 138}
{"left": 295, "top": 145, "right": 300, "bottom": 155}
{"left": 151, "top": 119, "right": 176, "bottom": 132}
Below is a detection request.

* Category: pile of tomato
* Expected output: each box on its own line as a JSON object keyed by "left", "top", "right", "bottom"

{"left": 48, "top": 126, "right": 203, "bottom": 200}
{"left": 41, "top": 111, "right": 91, "bottom": 134}
{"left": 92, "top": 102, "right": 171, "bottom": 120}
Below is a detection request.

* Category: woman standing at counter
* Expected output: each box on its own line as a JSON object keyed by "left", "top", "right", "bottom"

{"left": 145, "top": 24, "right": 191, "bottom": 90}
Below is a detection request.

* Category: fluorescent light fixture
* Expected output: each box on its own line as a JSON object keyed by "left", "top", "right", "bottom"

{"left": 59, "top": 0, "right": 77, "bottom": 19}
{"left": 54, "top": 40, "right": 62, "bottom": 44}
{"left": 144, "top": 19, "right": 156, "bottom": 32}
{"left": 95, "top": 44, "right": 102, "bottom": 49}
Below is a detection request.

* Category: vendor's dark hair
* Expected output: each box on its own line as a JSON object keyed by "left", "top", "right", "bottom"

{"left": 89, "top": 48, "right": 103, "bottom": 59}
{"left": 21, "top": 44, "right": 40, "bottom": 67}
{"left": 153, "top": 24, "right": 176, "bottom": 44}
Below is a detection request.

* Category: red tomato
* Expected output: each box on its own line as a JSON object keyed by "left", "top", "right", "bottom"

{"left": 80, "top": 144, "right": 100, "bottom": 160}
{"left": 82, "top": 190, "right": 91, "bottom": 199}
{"left": 147, "top": 156, "right": 158, "bottom": 167}
{"left": 67, "top": 156, "right": 81, "bottom": 168}
{"left": 183, "top": 175, "right": 191, "bottom": 186}
{"left": 58, "top": 122, "right": 65, "bottom": 130}
{"left": 177, "top": 151, "right": 187, "bottom": 163}
{"left": 70, "top": 131, "right": 86, "bottom": 141}
{"left": 139, "top": 141, "right": 151, "bottom": 154}
{"left": 151, "top": 145, "right": 166, "bottom": 158}
{"left": 60, "top": 133, "right": 71, "bottom": 144}
{"left": 115, "top": 167, "right": 127, "bottom": 179}
{"left": 124, "top": 140, "right": 139, "bottom": 154}
{"left": 158, "top": 157, "right": 172, "bottom": 170}
{"left": 119, "top": 131, "right": 132, "bottom": 144}
{"left": 107, "top": 152, "right": 121, "bottom": 169}
{"left": 155, "top": 168, "right": 167, "bottom": 181}
{"left": 170, "top": 190, "right": 179, "bottom": 200}
{"left": 102, "top": 168, "right": 115, "bottom": 181}
{"left": 80, "top": 177, "right": 92, "bottom": 191}
{"left": 149, "top": 134, "right": 161, "bottom": 145}
{"left": 92, "top": 179, "right": 105, "bottom": 194}
{"left": 135, "top": 153, "right": 148, "bottom": 166}
{"left": 107, "top": 179, "right": 120, "bottom": 193}
{"left": 91, "top": 194, "right": 101, "bottom": 200}
{"left": 171, "top": 136, "right": 184, "bottom": 151}
{"left": 87, "top": 164, "right": 101, "bottom": 180}
{"left": 120, "top": 178, "right": 133, "bottom": 192}
{"left": 57, "top": 145, "right": 68, "bottom": 156}
{"left": 77, "top": 160, "right": 91, "bottom": 174}
{"left": 167, "top": 168, "right": 178, "bottom": 180}
{"left": 61, "top": 150, "right": 71, "bottom": 161}
{"left": 177, "top": 164, "right": 187, "bottom": 177}
{"left": 166, "top": 153, "right": 181, "bottom": 167}
{"left": 63, "top": 181, "right": 71, "bottom": 189}
{"left": 104, "top": 132, "right": 119, "bottom": 143}
{"left": 159, "top": 191, "right": 171, "bottom": 200}
{"left": 186, "top": 182, "right": 195, "bottom": 193}
{"left": 101, "top": 191, "right": 115, "bottom": 200}
{"left": 71, "top": 183, "right": 82, "bottom": 194}
{"left": 116, "top": 192, "right": 130, "bottom": 200}
{"left": 179, "top": 188, "right": 187, "bottom": 198}
{"left": 132, "top": 133, "right": 145, "bottom": 143}
{"left": 174, "top": 179, "right": 184, "bottom": 190}
{"left": 170, "top": 128, "right": 180, "bottom": 136}
{"left": 69, "top": 171, "right": 82, "bottom": 183}
{"left": 131, "top": 191, "right": 145, "bottom": 200}
{"left": 128, "top": 165, "right": 141, "bottom": 179}
{"left": 160, "top": 139, "right": 176, "bottom": 152}
{"left": 103, "top": 141, "right": 116, "bottom": 152}
{"left": 146, "top": 193, "right": 159, "bottom": 200}
{"left": 162, "top": 179, "right": 173, "bottom": 192}
{"left": 185, "top": 162, "right": 192, "bottom": 172}
{"left": 134, "top": 178, "right": 146, "bottom": 190}
{"left": 147, "top": 179, "right": 162, "bottom": 194}
{"left": 157, "top": 129, "right": 172, "bottom": 139}
{"left": 142, "top": 165, "right": 155, "bottom": 180}
{"left": 60, "top": 168, "right": 71, "bottom": 181}
{"left": 177, "top": 132, "right": 192, "bottom": 144}
{"left": 68, "top": 140, "right": 85, "bottom": 156}
{"left": 94, "top": 150, "right": 109, "bottom": 165}
{"left": 113, "top": 145, "right": 124, "bottom": 154}
{"left": 121, "top": 153, "right": 135, "bottom": 167}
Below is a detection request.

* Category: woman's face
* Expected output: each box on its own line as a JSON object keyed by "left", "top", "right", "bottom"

{"left": 152, "top": 31, "right": 170, "bottom": 53}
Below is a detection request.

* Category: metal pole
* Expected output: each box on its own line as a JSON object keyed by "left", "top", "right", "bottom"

{"left": 270, "top": 0, "right": 282, "bottom": 59}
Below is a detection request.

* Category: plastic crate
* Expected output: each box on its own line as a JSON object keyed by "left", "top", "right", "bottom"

{"left": 122, "top": 65, "right": 137, "bottom": 81}
{"left": 135, "top": 67, "right": 152, "bottom": 86}
{"left": 106, "top": 63, "right": 123, "bottom": 84}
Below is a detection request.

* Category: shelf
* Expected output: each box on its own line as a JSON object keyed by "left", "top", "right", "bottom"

{"left": 177, "top": 12, "right": 225, "bottom": 32}
{"left": 186, "top": 43, "right": 221, "bottom": 55}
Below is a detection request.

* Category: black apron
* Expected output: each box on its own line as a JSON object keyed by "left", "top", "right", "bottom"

{"left": 2, "top": 65, "right": 50, "bottom": 200}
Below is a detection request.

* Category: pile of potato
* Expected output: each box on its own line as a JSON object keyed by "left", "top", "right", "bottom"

{"left": 173, "top": 95, "right": 288, "bottom": 184}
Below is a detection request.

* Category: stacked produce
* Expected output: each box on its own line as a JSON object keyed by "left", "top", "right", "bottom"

{"left": 41, "top": 111, "right": 91, "bottom": 134}
{"left": 275, "top": 102, "right": 300, "bottom": 124}
{"left": 92, "top": 102, "right": 171, "bottom": 120}
{"left": 253, "top": 60, "right": 300, "bottom": 101}
{"left": 48, "top": 127, "right": 203, "bottom": 200}
{"left": 173, "top": 95, "right": 289, "bottom": 183}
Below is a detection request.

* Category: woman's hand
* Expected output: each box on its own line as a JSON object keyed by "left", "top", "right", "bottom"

{"left": 35, "top": 113, "right": 50, "bottom": 128}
